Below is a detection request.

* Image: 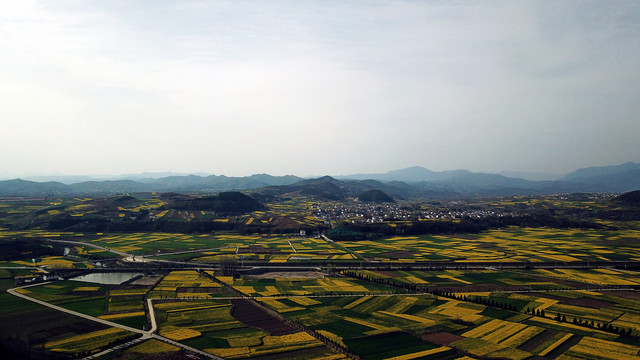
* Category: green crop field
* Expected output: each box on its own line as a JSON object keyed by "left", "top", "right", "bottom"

{"left": 224, "top": 275, "right": 396, "bottom": 297}
{"left": 0, "top": 293, "right": 136, "bottom": 358}
{"left": 340, "top": 228, "right": 640, "bottom": 262}
{"left": 1, "top": 193, "right": 640, "bottom": 359}
{"left": 152, "top": 299, "right": 342, "bottom": 359}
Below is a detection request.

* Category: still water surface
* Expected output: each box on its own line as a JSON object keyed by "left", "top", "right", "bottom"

{"left": 72, "top": 272, "right": 142, "bottom": 285}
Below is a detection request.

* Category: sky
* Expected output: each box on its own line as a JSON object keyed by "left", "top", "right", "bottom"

{"left": 1, "top": 1, "right": 639, "bottom": 178}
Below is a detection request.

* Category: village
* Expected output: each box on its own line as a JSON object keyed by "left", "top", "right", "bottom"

{"left": 313, "top": 202, "right": 504, "bottom": 223}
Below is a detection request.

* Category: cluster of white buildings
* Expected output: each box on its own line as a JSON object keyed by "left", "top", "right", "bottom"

{"left": 313, "top": 203, "right": 503, "bottom": 223}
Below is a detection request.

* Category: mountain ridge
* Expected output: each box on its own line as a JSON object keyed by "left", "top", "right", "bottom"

{"left": 0, "top": 162, "right": 637, "bottom": 197}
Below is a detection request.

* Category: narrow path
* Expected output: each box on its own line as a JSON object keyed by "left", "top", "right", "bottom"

{"left": 83, "top": 337, "right": 147, "bottom": 359}
{"left": 147, "top": 298, "right": 158, "bottom": 333}
{"left": 46, "top": 239, "right": 214, "bottom": 267}
{"left": 144, "top": 248, "right": 221, "bottom": 258}
{"left": 47, "top": 239, "right": 130, "bottom": 257}
{"left": 288, "top": 240, "right": 297, "bottom": 253}
{"left": 321, "top": 235, "right": 367, "bottom": 261}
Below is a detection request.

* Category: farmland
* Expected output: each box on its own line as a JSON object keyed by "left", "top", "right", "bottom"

{"left": 152, "top": 298, "right": 344, "bottom": 359}
{"left": 338, "top": 228, "right": 640, "bottom": 263}
{"left": 0, "top": 292, "right": 139, "bottom": 358}
{"left": 3, "top": 264, "right": 640, "bottom": 359}
{"left": 0, "top": 192, "right": 639, "bottom": 359}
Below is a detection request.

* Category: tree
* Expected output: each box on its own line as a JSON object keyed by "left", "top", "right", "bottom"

{"left": 220, "top": 256, "right": 238, "bottom": 276}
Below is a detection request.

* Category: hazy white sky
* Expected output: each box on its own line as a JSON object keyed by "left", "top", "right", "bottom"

{"left": 1, "top": 1, "right": 639, "bottom": 177}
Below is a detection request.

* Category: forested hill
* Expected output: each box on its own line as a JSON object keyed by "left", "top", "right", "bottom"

{"left": 166, "top": 192, "right": 266, "bottom": 213}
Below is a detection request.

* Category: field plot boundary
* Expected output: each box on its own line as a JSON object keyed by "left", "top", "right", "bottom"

{"left": 8, "top": 283, "right": 223, "bottom": 359}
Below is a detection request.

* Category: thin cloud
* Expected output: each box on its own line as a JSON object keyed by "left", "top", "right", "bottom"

{"left": 1, "top": 1, "right": 638, "bottom": 176}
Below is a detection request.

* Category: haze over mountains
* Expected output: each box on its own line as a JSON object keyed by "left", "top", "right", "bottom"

{"left": 1, "top": 162, "right": 639, "bottom": 198}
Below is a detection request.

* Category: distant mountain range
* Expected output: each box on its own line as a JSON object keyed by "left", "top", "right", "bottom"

{"left": 1, "top": 162, "right": 638, "bottom": 198}
{"left": 0, "top": 174, "right": 304, "bottom": 196}
{"left": 338, "top": 162, "right": 640, "bottom": 195}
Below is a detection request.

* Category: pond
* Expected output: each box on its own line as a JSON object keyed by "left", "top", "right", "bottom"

{"left": 71, "top": 272, "right": 143, "bottom": 285}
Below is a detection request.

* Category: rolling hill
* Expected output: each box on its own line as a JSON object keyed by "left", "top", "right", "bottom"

{"left": 1, "top": 162, "right": 638, "bottom": 197}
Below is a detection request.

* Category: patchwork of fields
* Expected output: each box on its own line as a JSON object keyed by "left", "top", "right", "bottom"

{"left": 1, "top": 193, "right": 640, "bottom": 359}
{"left": 5, "top": 227, "right": 639, "bottom": 267}
{"left": 340, "top": 228, "right": 640, "bottom": 262}
{"left": 2, "top": 265, "right": 640, "bottom": 359}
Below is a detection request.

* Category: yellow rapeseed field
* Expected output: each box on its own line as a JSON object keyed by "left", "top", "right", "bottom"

{"left": 385, "top": 297, "right": 418, "bottom": 314}
{"left": 110, "top": 289, "right": 149, "bottom": 296}
{"left": 259, "top": 299, "right": 291, "bottom": 311}
{"left": 429, "top": 300, "right": 484, "bottom": 321}
{"left": 288, "top": 296, "right": 321, "bottom": 306}
{"left": 377, "top": 311, "right": 436, "bottom": 326}
{"left": 344, "top": 296, "right": 373, "bottom": 310}
{"left": 261, "top": 332, "right": 318, "bottom": 347}
{"left": 612, "top": 313, "right": 640, "bottom": 332}
{"left": 99, "top": 311, "right": 145, "bottom": 320}
{"left": 127, "top": 339, "right": 179, "bottom": 353}
{"left": 499, "top": 326, "right": 543, "bottom": 348}
{"left": 226, "top": 336, "right": 263, "bottom": 347}
{"left": 437, "top": 274, "right": 472, "bottom": 284}
{"left": 159, "top": 326, "right": 201, "bottom": 341}
{"left": 317, "top": 330, "right": 345, "bottom": 346}
{"left": 344, "top": 317, "right": 390, "bottom": 330}
{"left": 561, "top": 336, "right": 640, "bottom": 360}
{"left": 463, "top": 319, "right": 508, "bottom": 339}
{"left": 538, "top": 333, "right": 573, "bottom": 357}
{"left": 46, "top": 327, "right": 124, "bottom": 348}
{"left": 482, "top": 322, "right": 528, "bottom": 344}
{"left": 206, "top": 346, "right": 251, "bottom": 358}
{"left": 386, "top": 346, "right": 451, "bottom": 360}
{"left": 73, "top": 286, "right": 100, "bottom": 291}
{"left": 534, "top": 298, "right": 558, "bottom": 311}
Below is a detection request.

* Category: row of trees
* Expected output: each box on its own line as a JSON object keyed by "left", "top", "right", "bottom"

{"left": 342, "top": 271, "right": 419, "bottom": 292}
{"left": 217, "top": 273, "right": 361, "bottom": 359}
{"left": 342, "top": 271, "right": 637, "bottom": 339}
{"left": 335, "top": 214, "right": 608, "bottom": 240}
{"left": 553, "top": 312, "right": 634, "bottom": 337}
